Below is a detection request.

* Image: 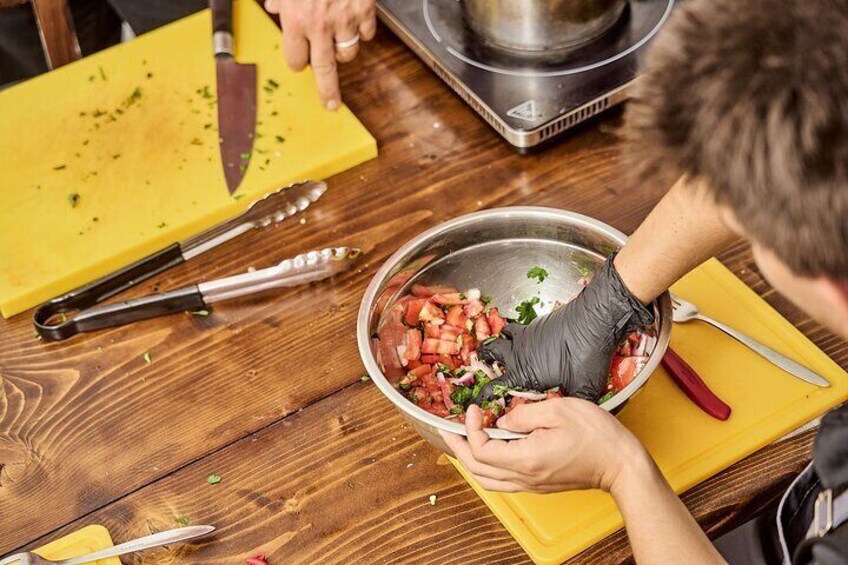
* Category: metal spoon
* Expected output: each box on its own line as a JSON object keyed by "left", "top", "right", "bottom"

{"left": 0, "top": 525, "right": 214, "bottom": 565}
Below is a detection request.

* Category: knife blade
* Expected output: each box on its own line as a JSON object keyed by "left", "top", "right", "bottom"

{"left": 211, "top": 0, "right": 257, "bottom": 194}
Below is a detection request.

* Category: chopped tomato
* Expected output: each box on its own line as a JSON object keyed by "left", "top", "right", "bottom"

{"left": 610, "top": 355, "right": 646, "bottom": 391}
{"left": 487, "top": 307, "right": 507, "bottom": 336}
{"left": 408, "top": 364, "right": 432, "bottom": 379}
{"left": 445, "top": 305, "right": 468, "bottom": 328}
{"left": 505, "top": 396, "right": 531, "bottom": 414}
{"left": 405, "top": 298, "right": 428, "bottom": 326}
{"left": 411, "top": 284, "right": 459, "bottom": 298}
{"left": 422, "top": 338, "right": 441, "bottom": 354}
{"left": 424, "top": 323, "right": 441, "bottom": 339}
{"left": 404, "top": 329, "right": 422, "bottom": 361}
{"left": 464, "top": 299, "right": 484, "bottom": 318}
{"left": 418, "top": 301, "right": 445, "bottom": 322}
{"left": 439, "top": 324, "right": 461, "bottom": 342}
{"left": 421, "top": 354, "right": 441, "bottom": 364}
{"left": 431, "top": 293, "right": 468, "bottom": 305}
{"left": 421, "top": 371, "right": 443, "bottom": 402}
{"left": 480, "top": 409, "right": 498, "bottom": 428}
{"left": 407, "top": 358, "right": 423, "bottom": 370}
{"left": 474, "top": 317, "right": 491, "bottom": 341}
{"left": 459, "top": 333, "right": 477, "bottom": 362}
{"left": 437, "top": 339, "right": 460, "bottom": 355}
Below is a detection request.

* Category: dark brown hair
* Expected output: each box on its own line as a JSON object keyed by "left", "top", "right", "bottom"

{"left": 626, "top": 0, "right": 848, "bottom": 278}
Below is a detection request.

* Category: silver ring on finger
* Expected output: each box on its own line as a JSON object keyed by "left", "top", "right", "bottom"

{"left": 334, "top": 34, "right": 360, "bottom": 50}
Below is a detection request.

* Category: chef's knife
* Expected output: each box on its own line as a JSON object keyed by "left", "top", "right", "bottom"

{"left": 212, "top": 0, "right": 257, "bottom": 194}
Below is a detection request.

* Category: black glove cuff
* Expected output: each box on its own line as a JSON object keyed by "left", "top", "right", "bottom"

{"left": 599, "top": 252, "right": 655, "bottom": 336}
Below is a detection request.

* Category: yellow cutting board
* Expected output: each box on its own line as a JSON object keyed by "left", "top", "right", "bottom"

{"left": 0, "top": 0, "right": 376, "bottom": 318}
{"left": 452, "top": 259, "right": 848, "bottom": 564}
{"left": 30, "top": 524, "right": 120, "bottom": 565}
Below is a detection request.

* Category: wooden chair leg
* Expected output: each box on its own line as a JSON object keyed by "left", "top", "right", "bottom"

{"left": 30, "top": 0, "right": 81, "bottom": 69}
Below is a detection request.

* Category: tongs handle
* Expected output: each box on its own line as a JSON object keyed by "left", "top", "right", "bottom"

{"left": 35, "top": 286, "right": 207, "bottom": 341}
{"left": 34, "top": 244, "right": 186, "bottom": 339}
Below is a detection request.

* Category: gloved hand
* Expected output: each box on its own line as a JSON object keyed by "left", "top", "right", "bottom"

{"left": 478, "top": 254, "right": 654, "bottom": 401}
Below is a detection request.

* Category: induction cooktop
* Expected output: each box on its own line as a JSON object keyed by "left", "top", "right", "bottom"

{"left": 377, "top": 0, "right": 678, "bottom": 150}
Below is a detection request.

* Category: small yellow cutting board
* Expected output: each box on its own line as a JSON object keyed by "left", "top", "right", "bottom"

{"left": 31, "top": 524, "right": 119, "bottom": 565}
{"left": 0, "top": 0, "right": 377, "bottom": 318}
{"left": 453, "top": 259, "right": 848, "bottom": 564}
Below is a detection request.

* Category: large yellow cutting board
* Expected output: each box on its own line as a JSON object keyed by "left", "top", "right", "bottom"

{"left": 0, "top": 0, "right": 376, "bottom": 318}
{"left": 453, "top": 259, "right": 848, "bottom": 564}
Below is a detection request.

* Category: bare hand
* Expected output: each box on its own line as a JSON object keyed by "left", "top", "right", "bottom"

{"left": 440, "top": 398, "right": 647, "bottom": 493}
{"left": 265, "top": 0, "right": 377, "bottom": 110}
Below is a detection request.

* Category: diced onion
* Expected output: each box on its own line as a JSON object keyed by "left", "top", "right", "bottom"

{"left": 507, "top": 390, "right": 548, "bottom": 401}
{"left": 633, "top": 334, "right": 648, "bottom": 357}
{"left": 466, "top": 288, "right": 481, "bottom": 301}
{"left": 451, "top": 373, "right": 476, "bottom": 386}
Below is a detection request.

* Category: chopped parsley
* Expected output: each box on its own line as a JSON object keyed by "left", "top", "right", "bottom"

{"left": 275, "top": 135, "right": 285, "bottom": 143}
{"left": 198, "top": 85, "right": 213, "bottom": 99}
{"left": 207, "top": 474, "right": 222, "bottom": 485}
{"left": 481, "top": 336, "right": 497, "bottom": 346}
{"left": 125, "top": 87, "right": 142, "bottom": 106}
{"left": 515, "top": 296, "right": 541, "bottom": 325}
{"left": 266, "top": 78, "right": 280, "bottom": 89}
{"left": 68, "top": 193, "right": 80, "bottom": 207}
{"left": 175, "top": 516, "right": 190, "bottom": 526}
{"left": 190, "top": 138, "right": 203, "bottom": 145}
{"left": 450, "top": 386, "right": 473, "bottom": 406}
{"left": 99, "top": 66, "right": 107, "bottom": 80}
{"left": 597, "top": 391, "right": 615, "bottom": 404}
{"left": 527, "top": 266, "right": 549, "bottom": 283}
{"left": 54, "top": 164, "right": 67, "bottom": 170}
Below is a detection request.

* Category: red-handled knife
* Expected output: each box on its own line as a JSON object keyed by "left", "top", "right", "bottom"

{"left": 661, "top": 347, "right": 732, "bottom": 421}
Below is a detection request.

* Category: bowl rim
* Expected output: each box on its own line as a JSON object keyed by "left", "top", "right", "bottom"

{"left": 357, "top": 206, "right": 672, "bottom": 440}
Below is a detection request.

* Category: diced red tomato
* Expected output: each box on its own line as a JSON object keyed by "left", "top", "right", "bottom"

{"left": 421, "top": 354, "right": 441, "bottom": 364}
{"left": 438, "top": 354, "right": 458, "bottom": 369}
{"left": 505, "top": 396, "right": 531, "bottom": 414}
{"left": 431, "top": 293, "right": 468, "bottom": 306}
{"left": 421, "top": 371, "right": 443, "bottom": 403}
{"left": 418, "top": 301, "right": 445, "bottom": 322}
{"left": 546, "top": 390, "right": 564, "bottom": 399}
{"left": 411, "top": 284, "right": 459, "bottom": 298}
{"left": 408, "top": 364, "right": 432, "bottom": 379}
{"left": 610, "top": 355, "right": 646, "bottom": 392}
{"left": 464, "top": 299, "right": 484, "bottom": 318}
{"left": 474, "top": 317, "right": 491, "bottom": 341}
{"left": 480, "top": 409, "right": 498, "bottom": 428}
{"left": 407, "top": 358, "right": 423, "bottom": 370}
{"left": 424, "top": 323, "right": 441, "bottom": 339}
{"left": 422, "top": 338, "right": 441, "bottom": 354}
{"left": 460, "top": 333, "right": 477, "bottom": 362}
{"left": 487, "top": 307, "right": 507, "bottom": 336}
{"left": 437, "top": 339, "right": 460, "bottom": 355}
{"left": 445, "top": 305, "right": 468, "bottom": 328}
{"left": 439, "top": 324, "right": 461, "bottom": 342}
{"left": 404, "top": 298, "right": 428, "bottom": 326}
{"left": 437, "top": 373, "right": 456, "bottom": 410}
{"left": 404, "top": 329, "right": 422, "bottom": 361}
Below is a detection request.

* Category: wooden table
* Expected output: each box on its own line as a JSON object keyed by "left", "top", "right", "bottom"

{"left": 1, "top": 23, "right": 846, "bottom": 564}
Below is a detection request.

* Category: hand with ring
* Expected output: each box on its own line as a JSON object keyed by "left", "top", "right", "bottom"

{"left": 265, "top": 0, "right": 377, "bottom": 110}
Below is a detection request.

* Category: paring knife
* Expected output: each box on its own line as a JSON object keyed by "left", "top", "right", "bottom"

{"left": 662, "top": 347, "right": 732, "bottom": 421}
{"left": 212, "top": 0, "right": 257, "bottom": 194}
{"left": 34, "top": 180, "right": 327, "bottom": 341}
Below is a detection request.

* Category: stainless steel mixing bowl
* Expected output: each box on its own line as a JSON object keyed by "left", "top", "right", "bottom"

{"left": 357, "top": 207, "right": 671, "bottom": 453}
{"left": 462, "top": 0, "right": 629, "bottom": 55}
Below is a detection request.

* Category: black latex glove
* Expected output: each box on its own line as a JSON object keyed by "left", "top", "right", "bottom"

{"left": 479, "top": 254, "right": 654, "bottom": 401}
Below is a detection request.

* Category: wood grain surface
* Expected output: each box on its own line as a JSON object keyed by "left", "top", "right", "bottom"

{"left": 1, "top": 19, "right": 846, "bottom": 564}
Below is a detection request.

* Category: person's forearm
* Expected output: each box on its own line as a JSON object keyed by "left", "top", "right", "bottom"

{"left": 614, "top": 177, "right": 738, "bottom": 304}
{"left": 611, "top": 451, "right": 726, "bottom": 564}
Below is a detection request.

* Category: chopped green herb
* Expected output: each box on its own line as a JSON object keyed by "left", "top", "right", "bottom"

{"left": 204, "top": 123, "right": 212, "bottom": 129}
{"left": 597, "top": 391, "right": 615, "bottom": 404}
{"left": 190, "top": 138, "right": 203, "bottom": 145}
{"left": 54, "top": 164, "right": 66, "bottom": 171}
{"left": 233, "top": 194, "right": 245, "bottom": 201}
{"left": 527, "top": 266, "right": 549, "bottom": 283}
{"left": 491, "top": 384, "right": 510, "bottom": 398}
{"left": 481, "top": 336, "right": 497, "bottom": 346}
{"left": 175, "top": 516, "right": 190, "bottom": 526}
{"left": 79, "top": 111, "right": 87, "bottom": 117}
{"left": 146, "top": 72, "right": 153, "bottom": 79}
{"left": 458, "top": 293, "right": 466, "bottom": 300}
{"left": 515, "top": 296, "right": 540, "bottom": 325}
{"left": 157, "top": 222, "right": 167, "bottom": 229}
{"left": 254, "top": 148, "right": 268, "bottom": 154}
{"left": 449, "top": 405, "right": 464, "bottom": 415}
{"left": 99, "top": 66, "right": 107, "bottom": 80}
{"left": 207, "top": 474, "right": 222, "bottom": 485}
{"left": 68, "top": 193, "right": 80, "bottom": 207}
{"left": 267, "top": 78, "right": 280, "bottom": 88}
{"left": 125, "top": 87, "right": 142, "bottom": 106}
{"left": 481, "top": 295, "right": 493, "bottom": 304}
{"left": 198, "top": 85, "right": 213, "bottom": 99}
{"left": 450, "top": 386, "right": 473, "bottom": 406}
{"left": 191, "top": 310, "right": 210, "bottom": 317}
{"left": 275, "top": 135, "right": 285, "bottom": 143}
{"left": 263, "top": 85, "right": 275, "bottom": 94}
{"left": 270, "top": 110, "right": 278, "bottom": 116}
{"left": 88, "top": 75, "right": 95, "bottom": 82}
{"left": 82, "top": 139, "right": 89, "bottom": 146}
{"left": 92, "top": 108, "right": 105, "bottom": 117}
{"left": 240, "top": 151, "right": 251, "bottom": 161}
{"left": 112, "top": 154, "right": 121, "bottom": 159}
{"left": 92, "top": 217, "right": 99, "bottom": 222}
{"left": 143, "top": 351, "right": 152, "bottom": 364}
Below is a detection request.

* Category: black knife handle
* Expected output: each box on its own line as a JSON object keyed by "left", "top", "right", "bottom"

{"left": 35, "top": 285, "right": 208, "bottom": 341}
{"left": 210, "top": 0, "right": 233, "bottom": 36}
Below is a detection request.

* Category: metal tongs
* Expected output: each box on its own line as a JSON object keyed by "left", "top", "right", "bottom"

{"left": 34, "top": 181, "right": 360, "bottom": 341}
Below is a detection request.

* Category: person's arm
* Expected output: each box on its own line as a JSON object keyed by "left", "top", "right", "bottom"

{"left": 441, "top": 402, "right": 726, "bottom": 564}
{"left": 614, "top": 176, "right": 738, "bottom": 304}
{"left": 611, "top": 448, "right": 726, "bottom": 564}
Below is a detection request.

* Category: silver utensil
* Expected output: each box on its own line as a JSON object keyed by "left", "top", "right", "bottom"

{"left": 0, "top": 525, "right": 214, "bottom": 565}
{"left": 671, "top": 293, "right": 830, "bottom": 388}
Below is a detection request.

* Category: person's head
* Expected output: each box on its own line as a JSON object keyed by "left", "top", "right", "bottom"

{"left": 626, "top": 0, "right": 848, "bottom": 338}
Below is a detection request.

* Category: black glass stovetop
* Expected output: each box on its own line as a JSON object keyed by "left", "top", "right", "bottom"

{"left": 377, "top": 0, "right": 678, "bottom": 150}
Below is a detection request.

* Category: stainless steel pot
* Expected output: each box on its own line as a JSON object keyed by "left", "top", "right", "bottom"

{"left": 463, "top": 0, "right": 628, "bottom": 54}
{"left": 357, "top": 207, "right": 671, "bottom": 453}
